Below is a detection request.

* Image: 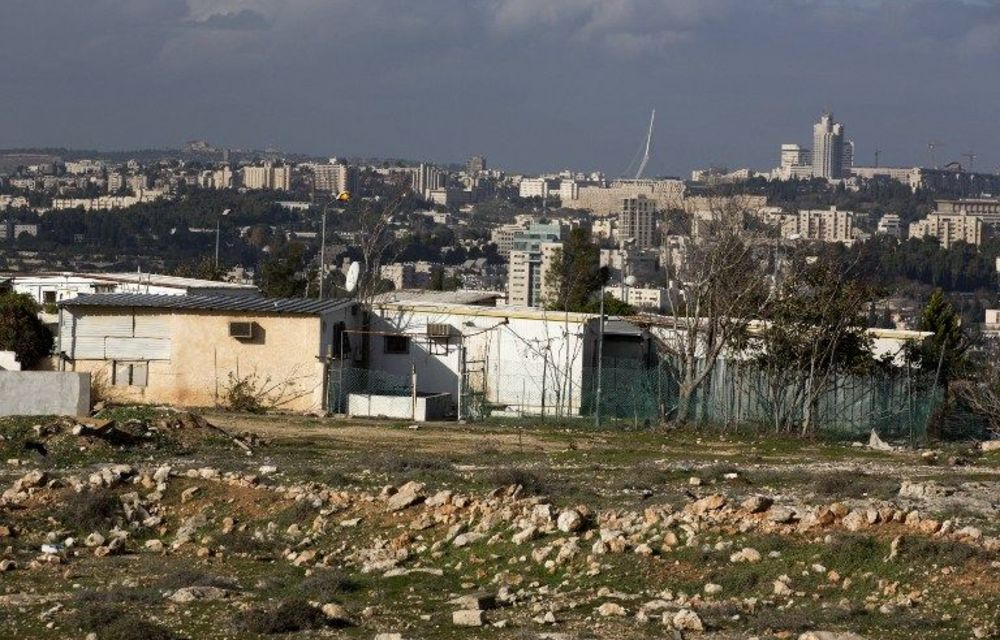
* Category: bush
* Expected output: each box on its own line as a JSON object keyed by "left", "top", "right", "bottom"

{"left": 811, "top": 472, "right": 899, "bottom": 499}
{"left": 237, "top": 598, "right": 327, "bottom": 634}
{"left": 60, "top": 488, "right": 123, "bottom": 531}
{"left": 296, "top": 570, "right": 361, "bottom": 602}
{"left": 489, "top": 467, "right": 552, "bottom": 496}
{"left": 74, "top": 605, "right": 175, "bottom": 640}
{"left": 0, "top": 292, "right": 54, "bottom": 368}
{"left": 156, "top": 569, "right": 238, "bottom": 591}
{"left": 898, "top": 538, "right": 979, "bottom": 566}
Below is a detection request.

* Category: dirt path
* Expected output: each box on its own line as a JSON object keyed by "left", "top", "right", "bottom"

{"left": 203, "top": 411, "right": 574, "bottom": 454}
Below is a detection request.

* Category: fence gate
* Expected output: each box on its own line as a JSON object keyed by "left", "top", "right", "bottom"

{"left": 458, "top": 345, "right": 488, "bottom": 421}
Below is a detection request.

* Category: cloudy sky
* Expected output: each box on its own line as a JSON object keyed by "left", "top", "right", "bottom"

{"left": 2, "top": 0, "right": 998, "bottom": 175}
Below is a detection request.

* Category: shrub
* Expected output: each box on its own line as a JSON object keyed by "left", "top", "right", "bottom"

{"left": 489, "top": 467, "right": 551, "bottom": 496}
{"left": 60, "top": 488, "right": 123, "bottom": 531}
{"left": 74, "top": 605, "right": 175, "bottom": 640}
{"left": 811, "top": 472, "right": 899, "bottom": 500}
{"left": 296, "top": 569, "right": 361, "bottom": 602}
{"left": 237, "top": 598, "right": 327, "bottom": 634}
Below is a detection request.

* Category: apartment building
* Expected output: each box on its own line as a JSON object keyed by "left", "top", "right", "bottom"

{"left": 618, "top": 196, "right": 657, "bottom": 249}
{"left": 909, "top": 214, "right": 983, "bottom": 248}
{"left": 242, "top": 163, "right": 291, "bottom": 191}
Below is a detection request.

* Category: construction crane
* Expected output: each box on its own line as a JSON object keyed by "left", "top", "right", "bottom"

{"left": 962, "top": 151, "right": 977, "bottom": 172}
{"left": 635, "top": 109, "right": 655, "bottom": 179}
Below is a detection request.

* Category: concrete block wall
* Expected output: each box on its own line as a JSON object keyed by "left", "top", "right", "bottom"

{"left": 0, "top": 371, "right": 91, "bottom": 417}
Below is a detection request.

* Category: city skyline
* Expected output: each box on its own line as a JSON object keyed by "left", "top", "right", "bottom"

{"left": 2, "top": 1, "right": 999, "bottom": 175}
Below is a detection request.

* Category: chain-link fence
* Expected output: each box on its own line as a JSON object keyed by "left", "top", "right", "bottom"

{"left": 327, "top": 364, "right": 413, "bottom": 417}
{"left": 582, "top": 357, "right": 948, "bottom": 443}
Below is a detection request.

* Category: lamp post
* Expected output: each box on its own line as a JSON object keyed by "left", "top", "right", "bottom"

{"left": 214, "top": 208, "right": 231, "bottom": 271}
{"left": 319, "top": 202, "right": 329, "bottom": 300}
{"left": 594, "top": 286, "right": 605, "bottom": 428}
{"left": 317, "top": 191, "right": 352, "bottom": 300}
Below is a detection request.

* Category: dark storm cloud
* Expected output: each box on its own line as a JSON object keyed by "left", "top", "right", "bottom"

{"left": 1, "top": 1, "right": 997, "bottom": 174}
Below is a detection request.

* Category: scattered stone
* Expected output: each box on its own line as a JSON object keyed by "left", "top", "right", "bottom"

{"left": 800, "top": 633, "right": 868, "bottom": 640}
{"left": 730, "top": 547, "right": 762, "bottom": 563}
{"left": 387, "top": 481, "right": 425, "bottom": 511}
{"left": 670, "top": 609, "right": 704, "bottom": 631}
{"left": 556, "top": 509, "right": 583, "bottom": 533}
{"left": 0, "top": 560, "right": 16, "bottom": 572}
{"left": 768, "top": 507, "right": 798, "bottom": 523}
{"left": 449, "top": 592, "right": 496, "bottom": 611}
{"left": 452, "top": 609, "right": 485, "bottom": 627}
{"left": 83, "top": 532, "right": 105, "bottom": 548}
{"left": 320, "top": 602, "right": 351, "bottom": 625}
{"left": 741, "top": 495, "right": 773, "bottom": 513}
{"left": 168, "top": 586, "right": 229, "bottom": 603}
{"left": 704, "top": 583, "right": 723, "bottom": 595}
{"left": 597, "top": 602, "right": 627, "bottom": 617}
{"left": 180, "top": 486, "right": 200, "bottom": 503}
{"left": 687, "top": 494, "right": 726, "bottom": 515}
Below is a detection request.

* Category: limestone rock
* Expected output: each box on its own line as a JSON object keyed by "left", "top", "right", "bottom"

{"left": 168, "top": 586, "right": 229, "bottom": 603}
{"left": 597, "top": 602, "right": 627, "bottom": 617}
{"left": 556, "top": 509, "right": 583, "bottom": 533}
{"left": 453, "top": 609, "right": 485, "bottom": 626}
{"left": 670, "top": 609, "right": 704, "bottom": 631}
{"left": 730, "top": 547, "right": 762, "bottom": 563}
{"left": 741, "top": 495, "right": 773, "bottom": 513}
{"left": 687, "top": 494, "right": 726, "bottom": 515}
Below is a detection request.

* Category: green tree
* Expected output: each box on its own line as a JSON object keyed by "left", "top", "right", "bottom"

{"left": 260, "top": 242, "right": 307, "bottom": 297}
{"left": 0, "top": 293, "right": 54, "bottom": 368}
{"left": 917, "top": 288, "right": 968, "bottom": 385}
{"left": 544, "top": 228, "right": 605, "bottom": 312}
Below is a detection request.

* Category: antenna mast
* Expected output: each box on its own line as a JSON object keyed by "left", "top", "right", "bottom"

{"left": 635, "top": 109, "right": 655, "bottom": 180}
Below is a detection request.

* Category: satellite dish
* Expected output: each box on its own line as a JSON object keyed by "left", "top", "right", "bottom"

{"left": 345, "top": 261, "right": 360, "bottom": 293}
{"left": 624, "top": 275, "right": 637, "bottom": 287}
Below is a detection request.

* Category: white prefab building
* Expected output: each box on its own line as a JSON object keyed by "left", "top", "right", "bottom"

{"left": 10, "top": 272, "right": 260, "bottom": 306}
{"left": 368, "top": 291, "right": 605, "bottom": 416}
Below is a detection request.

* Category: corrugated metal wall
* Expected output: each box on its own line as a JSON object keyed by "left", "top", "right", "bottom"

{"left": 65, "top": 310, "right": 172, "bottom": 361}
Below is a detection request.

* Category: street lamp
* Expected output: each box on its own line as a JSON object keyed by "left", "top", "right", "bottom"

{"left": 318, "top": 190, "right": 352, "bottom": 300}
{"left": 215, "top": 209, "right": 231, "bottom": 271}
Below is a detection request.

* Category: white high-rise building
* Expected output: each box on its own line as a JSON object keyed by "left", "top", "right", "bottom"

{"left": 413, "top": 163, "right": 446, "bottom": 199}
{"left": 242, "top": 163, "right": 291, "bottom": 191}
{"left": 618, "top": 196, "right": 657, "bottom": 249}
{"left": 311, "top": 162, "right": 354, "bottom": 194}
{"left": 812, "top": 112, "right": 845, "bottom": 179}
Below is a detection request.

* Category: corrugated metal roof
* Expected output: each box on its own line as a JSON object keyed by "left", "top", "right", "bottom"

{"left": 59, "top": 293, "right": 353, "bottom": 315}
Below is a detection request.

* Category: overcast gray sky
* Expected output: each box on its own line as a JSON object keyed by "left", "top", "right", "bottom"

{"left": 1, "top": 0, "right": 998, "bottom": 175}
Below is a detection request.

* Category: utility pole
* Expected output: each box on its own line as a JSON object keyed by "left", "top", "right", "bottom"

{"left": 594, "top": 290, "right": 605, "bottom": 428}
{"left": 214, "top": 208, "right": 230, "bottom": 271}
{"left": 319, "top": 202, "right": 328, "bottom": 300}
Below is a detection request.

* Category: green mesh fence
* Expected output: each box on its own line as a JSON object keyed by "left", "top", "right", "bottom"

{"left": 583, "top": 357, "right": 948, "bottom": 443}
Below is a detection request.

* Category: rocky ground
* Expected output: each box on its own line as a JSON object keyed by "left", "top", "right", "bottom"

{"left": 0, "top": 407, "right": 998, "bottom": 639}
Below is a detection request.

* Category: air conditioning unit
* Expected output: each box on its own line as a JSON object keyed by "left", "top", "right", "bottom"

{"left": 426, "top": 323, "right": 452, "bottom": 338}
{"left": 229, "top": 321, "right": 254, "bottom": 339}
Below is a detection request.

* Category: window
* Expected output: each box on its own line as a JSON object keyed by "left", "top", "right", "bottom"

{"left": 384, "top": 335, "right": 410, "bottom": 355}
{"left": 113, "top": 361, "right": 148, "bottom": 387}
{"left": 43, "top": 291, "right": 56, "bottom": 304}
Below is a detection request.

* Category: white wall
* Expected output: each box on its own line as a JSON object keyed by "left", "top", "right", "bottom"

{"left": 369, "top": 305, "right": 599, "bottom": 416}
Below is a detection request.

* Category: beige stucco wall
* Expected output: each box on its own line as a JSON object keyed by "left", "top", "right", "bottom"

{"left": 67, "top": 310, "right": 326, "bottom": 412}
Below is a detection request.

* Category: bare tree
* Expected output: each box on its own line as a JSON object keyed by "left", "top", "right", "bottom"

{"left": 954, "top": 348, "right": 1000, "bottom": 439}
{"left": 645, "top": 195, "right": 773, "bottom": 424}
{"left": 354, "top": 193, "right": 404, "bottom": 309}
